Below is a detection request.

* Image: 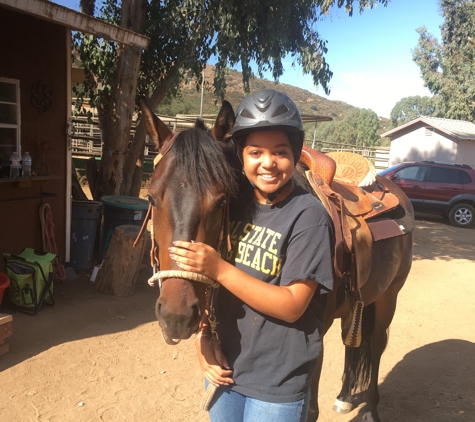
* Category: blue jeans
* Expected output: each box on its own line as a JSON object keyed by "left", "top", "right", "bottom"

{"left": 205, "top": 382, "right": 310, "bottom": 422}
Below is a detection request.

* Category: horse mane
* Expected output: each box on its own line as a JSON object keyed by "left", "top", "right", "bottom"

{"left": 172, "top": 121, "right": 237, "bottom": 197}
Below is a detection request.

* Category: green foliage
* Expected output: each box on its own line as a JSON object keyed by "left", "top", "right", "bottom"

{"left": 357, "top": 108, "right": 381, "bottom": 146}
{"left": 413, "top": 0, "right": 475, "bottom": 121}
{"left": 390, "top": 95, "right": 439, "bottom": 127}
{"left": 74, "top": 0, "right": 390, "bottom": 111}
{"left": 156, "top": 92, "right": 197, "bottom": 116}
{"left": 313, "top": 107, "right": 382, "bottom": 146}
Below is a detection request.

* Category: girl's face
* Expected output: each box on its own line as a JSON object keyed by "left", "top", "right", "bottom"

{"left": 242, "top": 130, "right": 295, "bottom": 202}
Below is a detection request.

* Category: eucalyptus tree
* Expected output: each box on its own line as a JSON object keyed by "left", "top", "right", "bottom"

{"left": 75, "top": 0, "right": 390, "bottom": 198}
{"left": 413, "top": 0, "right": 475, "bottom": 124}
{"left": 357, "top": 108, "right": 381, "bottom": 146}
{"left": 389, "top": 95, "right": 439, "bottom": 127}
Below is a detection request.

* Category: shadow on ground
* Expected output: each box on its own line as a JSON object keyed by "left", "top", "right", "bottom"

{"left": 412, "top": 212, "right": 475, "bottom": 261}
{"left": 345, "top": 339, "right": 475, "bottom": 422}
{"left": 0, "top": 264, "right": 157, "bottom": 371}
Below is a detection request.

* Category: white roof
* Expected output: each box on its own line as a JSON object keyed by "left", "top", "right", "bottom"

{"left": 0, "top": 0, "right": 149, "bottom": 49}
{"left": 381, "top": 116, "right": 475, "bottom": 140}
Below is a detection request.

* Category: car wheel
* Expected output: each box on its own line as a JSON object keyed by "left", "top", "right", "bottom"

{"left": 448, "top": 203, "right": 475, "bottom": 228}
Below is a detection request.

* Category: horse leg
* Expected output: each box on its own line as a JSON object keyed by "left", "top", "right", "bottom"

{"left": 306, "top": 350, "right": 324, "bottom": 422}
{"left": 333, "top": 303, "right": 375, "bottom": 415}
{"left": 362, "top": 273, "right": 407, "bottom": 422}
{"left": 333, "top": 345, "right": 356, "bottom": 414}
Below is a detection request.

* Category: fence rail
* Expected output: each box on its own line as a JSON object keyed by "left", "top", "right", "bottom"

{"left": 70, "top": 116, "right": 390, "bottom": 172}
{"left": 69, "top": 114, "right": 216, "bottom": 157}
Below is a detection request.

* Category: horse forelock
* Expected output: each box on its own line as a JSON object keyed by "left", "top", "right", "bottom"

{"left": 172, "top": 127, "right": 237, "bottom": 197}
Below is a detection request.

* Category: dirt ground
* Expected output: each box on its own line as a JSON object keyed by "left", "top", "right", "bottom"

{"left": 0, "top": 212, "right": 474, "bottom": 422}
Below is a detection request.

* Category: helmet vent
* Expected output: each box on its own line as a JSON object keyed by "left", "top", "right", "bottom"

{"left": 240, "top": 109, "right": 255, "bottom": 119}
{"left": 272, "top": 104, "right": 289, "bottom": 117}
{"left": 255, "top": 104, "right": 271, "bottom": 113}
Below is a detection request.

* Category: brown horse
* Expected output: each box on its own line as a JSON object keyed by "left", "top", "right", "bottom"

{"left": 141, "top": 100, "right": 414, "bottom": 422}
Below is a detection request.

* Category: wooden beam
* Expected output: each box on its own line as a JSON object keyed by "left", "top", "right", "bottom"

{"left": 0, "top": 0, "right": 149, "bottom": 49}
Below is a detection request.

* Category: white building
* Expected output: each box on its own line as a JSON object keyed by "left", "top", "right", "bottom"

{"left": 381, "top": 117, "right": 475, "bottom": 168}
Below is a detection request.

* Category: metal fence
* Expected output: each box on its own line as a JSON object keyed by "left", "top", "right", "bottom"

{"left": 69, "top": 114, "right": 217, "bottom": 158}
{"left": 69, "top": 116, "right": 390, "bottom": 172}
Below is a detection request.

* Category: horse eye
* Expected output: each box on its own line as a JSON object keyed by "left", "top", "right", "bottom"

{"left": 147, "top": 194, "right": 156, "bottom": 207}
{"left": 215, "top": 198, "right": 227, "bottom": 209}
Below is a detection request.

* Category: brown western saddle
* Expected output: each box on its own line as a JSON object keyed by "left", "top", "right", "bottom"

{"left": 299, "top": 146, "right": 406, "bottom": 347}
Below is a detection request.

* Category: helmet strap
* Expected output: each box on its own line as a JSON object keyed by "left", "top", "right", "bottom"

{"left": 264, "top": 179, "right": 293, "bottom": 204}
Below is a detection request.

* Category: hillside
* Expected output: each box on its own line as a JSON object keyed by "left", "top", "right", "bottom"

{"left": 159, "top": 65, "right": 391, "bottom": 133}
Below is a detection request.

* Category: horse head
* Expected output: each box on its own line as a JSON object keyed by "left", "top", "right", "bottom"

{"left": 141, "top": 99, "right": 236, "bottom": 344}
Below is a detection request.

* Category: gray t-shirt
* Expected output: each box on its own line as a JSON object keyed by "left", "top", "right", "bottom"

{"left": 215, "top": 185, "right": 334, "bottom": 403}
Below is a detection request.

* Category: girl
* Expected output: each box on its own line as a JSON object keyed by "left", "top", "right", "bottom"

{"left": 169, "top": 89, "right": 334, "bottom": 422}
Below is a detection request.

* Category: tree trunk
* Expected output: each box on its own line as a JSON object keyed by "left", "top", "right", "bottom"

{"left": 92, "top": 0, "right": 145, "bottom": 200}
{"left": 94, "top": 225, "right": 148, "bottom": 296}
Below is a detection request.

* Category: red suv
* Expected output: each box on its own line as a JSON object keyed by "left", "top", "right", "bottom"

{"left": 379, "top": 161, "right": 475, "bottom": 228}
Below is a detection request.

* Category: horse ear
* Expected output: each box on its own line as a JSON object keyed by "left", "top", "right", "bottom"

{"left": 140, "top": 98, "right": 173, "bottom": 151}
{"left": 212, "top": 100, "right": 235, "bottom": 143}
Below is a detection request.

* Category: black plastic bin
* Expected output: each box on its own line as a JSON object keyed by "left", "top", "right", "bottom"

{"left": 70, "top": 200, "right": 102, "bottom": 270}
{"left": 100, "top": 196, "right": 149, "bottom": 257}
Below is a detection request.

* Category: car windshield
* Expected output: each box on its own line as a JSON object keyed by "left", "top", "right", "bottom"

{"left": 378, "top": 163, "right": 404, "bottom": 176}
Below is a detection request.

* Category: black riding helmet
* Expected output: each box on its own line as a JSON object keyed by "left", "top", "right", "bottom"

{"left": 231, "top": 89, "right": 305, "bottom": 164}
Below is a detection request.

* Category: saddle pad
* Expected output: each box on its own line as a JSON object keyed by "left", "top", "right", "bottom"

{"left": 326, "top": 151, "right": 376, "bottom": 187}
{"left": 367, "top": 219, "right": 406, "bottom": 242}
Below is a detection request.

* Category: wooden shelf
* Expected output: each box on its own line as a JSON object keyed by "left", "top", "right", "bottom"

{"left": 0, "top": 175, "right": 60, "bottom": 187}
{"left": 0, "top": 176, "right": 60, "bottom": 202}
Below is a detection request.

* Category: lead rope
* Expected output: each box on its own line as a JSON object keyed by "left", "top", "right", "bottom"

{"left": 199, "top": 199, "right": 230, "bottom": 411}
{"left": 200, "top": 298, "right": 224, "bottom": 411}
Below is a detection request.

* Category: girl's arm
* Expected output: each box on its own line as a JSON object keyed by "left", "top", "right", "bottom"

{"left": 169, "top": 241, "right": 318, "bottom": 323}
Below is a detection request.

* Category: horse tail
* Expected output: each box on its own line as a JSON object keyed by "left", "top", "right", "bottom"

{"left": 345, "top": 302, "right": 376, "bottom": 391}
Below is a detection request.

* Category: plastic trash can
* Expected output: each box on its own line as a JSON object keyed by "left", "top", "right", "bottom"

{"left": 70, "top": 200, "right": 102, "bottom": 270}
{"left": 99, "top": 196, "right": 149, "bottom": 257}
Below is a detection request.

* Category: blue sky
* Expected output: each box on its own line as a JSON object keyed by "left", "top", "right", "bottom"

{"left": 267, "top": 0, "right": 445, "bottom": 118}
{"left": 56, "top": 0, "right": 444, "bottom": 118}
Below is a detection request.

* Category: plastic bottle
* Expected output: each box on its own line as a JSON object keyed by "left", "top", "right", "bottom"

{"left": 9, "top": 151, "right": 21, "bottom": 178}
{"left": 22, "top": 151, "right": 32, "bottom": 177}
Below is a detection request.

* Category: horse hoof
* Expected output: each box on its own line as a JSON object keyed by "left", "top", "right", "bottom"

{"left": 333, "top": 398, "right": 353, "bottom": 414}
{"left": 362, "top": 410, "right": 379, "bottom": 422}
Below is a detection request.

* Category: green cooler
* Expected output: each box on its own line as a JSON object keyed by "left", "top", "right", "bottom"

{"left": 3, "top": 248, "right": 56, "bottom": 315}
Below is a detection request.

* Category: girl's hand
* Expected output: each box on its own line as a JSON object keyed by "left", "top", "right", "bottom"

{"left": 196, "top": 335, "right": 233, "bottom": 387}
{"left": 169, "top": 241, "right": 224, "bottom": 281}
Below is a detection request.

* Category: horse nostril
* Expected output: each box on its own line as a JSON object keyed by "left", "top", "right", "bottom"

{"left": 190, "top": 299, "right": 201, "bottom": 322}
{"left": 155, "top": 298, "right": 164, "bottom": 319}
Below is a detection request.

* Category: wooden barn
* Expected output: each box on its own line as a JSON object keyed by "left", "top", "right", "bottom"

{"left": 0, "top": 0, "right": 149, "bottom": 271}
{"left": 381, "top": 116, "right": 475, "bottom": 168}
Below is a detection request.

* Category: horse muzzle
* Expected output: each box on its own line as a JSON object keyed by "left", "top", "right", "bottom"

{"left": 155, "top": 294, "right": 201, "bottom": 342}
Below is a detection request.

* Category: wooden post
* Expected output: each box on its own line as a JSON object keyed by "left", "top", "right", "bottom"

{"left": 0, "top": 314, "right": 13, "bottom": 357}
{"left": 94, "top": 225, "right": 148, "bottom": 297}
